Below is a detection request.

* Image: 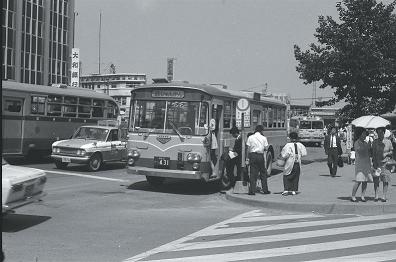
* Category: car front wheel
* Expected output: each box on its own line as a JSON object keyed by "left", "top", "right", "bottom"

{"left": 88, "top": 153, "right": 102, "bottom": 172}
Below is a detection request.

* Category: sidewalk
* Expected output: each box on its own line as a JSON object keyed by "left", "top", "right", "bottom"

{"left": 225, "top": 160, "right": 396, "bottom": 215}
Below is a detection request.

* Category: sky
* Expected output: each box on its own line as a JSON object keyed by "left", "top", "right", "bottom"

{"left": 74, "top": 0, "right": 346, "bottom": 103}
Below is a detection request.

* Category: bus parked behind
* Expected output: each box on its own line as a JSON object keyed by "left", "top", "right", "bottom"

{"left": 126, "top": 80, "right": 287, "bottom": 188}
{"left": 289, "top": 115, "right": 325, "bottom": 146}
{"left": 2, "top": 81, "right": 119, "bottom": 158}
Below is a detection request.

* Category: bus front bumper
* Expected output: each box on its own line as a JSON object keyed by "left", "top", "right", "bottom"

{"left": 51, "top": 155, "right": 90, "bottom": 164}
{"left": 127, "top": 166, "right": 214, "bottom": 182}
{"left": 299, "top": 138, "right": 323, "bottom": 143}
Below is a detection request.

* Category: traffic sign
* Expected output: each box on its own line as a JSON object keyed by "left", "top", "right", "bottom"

{"left": 236, "top": 98, "right": 251, "bottom": 128}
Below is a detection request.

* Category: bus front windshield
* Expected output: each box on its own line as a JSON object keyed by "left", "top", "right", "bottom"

{"left": 312, "top": 121, "right": 324, "bottom": 129}
{"left": 300, "top": 121, "right": 311, "bottom": 129}
{"left": 132, "top": 100, "right": 209, "bottom": 136}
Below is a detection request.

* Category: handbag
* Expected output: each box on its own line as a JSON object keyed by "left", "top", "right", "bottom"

{"left": 276, "top": 156, "right": 286, "bottom": 167}
{"left": 337, "top": 156, "right": 344, "bottom": 167}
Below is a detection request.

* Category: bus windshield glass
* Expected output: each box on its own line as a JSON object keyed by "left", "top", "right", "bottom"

{"left": 312, "top": 121, "right": 324, "bottom": 129}
{"left": 300, "top": 121, "right": 311, "bottom": 129}
{"left": 132, "top": 100, "right": 209, "bottom": 136}
{"left": 72, "top": 127, "right": 109, "bottom": 141}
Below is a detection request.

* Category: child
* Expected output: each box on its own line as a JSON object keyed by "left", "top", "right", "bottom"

{"left": 280, "top": 132, "right": 307, "bottom": 196}
{"left": 349, "top": 147, "right": 355, "bottom": 165}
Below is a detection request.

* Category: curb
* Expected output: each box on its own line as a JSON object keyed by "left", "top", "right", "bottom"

{"left": 225, "top": 191, "right": 396, "bottom": 215}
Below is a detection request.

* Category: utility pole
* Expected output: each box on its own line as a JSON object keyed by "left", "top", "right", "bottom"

{"left": 98, "top": 11, "right": 102, "bottom": 74}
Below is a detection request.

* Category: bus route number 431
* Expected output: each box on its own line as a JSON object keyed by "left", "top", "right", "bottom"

{"left": 154, "top": 156, "right": 170, "bottom": 169}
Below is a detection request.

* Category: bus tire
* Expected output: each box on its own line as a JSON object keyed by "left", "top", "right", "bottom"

{"left": 219, "top": 166, "right": 232, "bottom": 190}
{"left": 266, "top": 152, "right": 273, "bottom": 176}
{"left": 146, "top": 176, "right": 165, "bottom": 187}
{"left": 88, "top": 153, "right": 102, "bottom": 172}
{"left": 54, "top": 160, "right": 68, "bottom": 169}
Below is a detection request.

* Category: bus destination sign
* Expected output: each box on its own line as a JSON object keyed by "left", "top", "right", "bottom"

{"left": 152, "top": 90, "right": 185, "bottom": 98}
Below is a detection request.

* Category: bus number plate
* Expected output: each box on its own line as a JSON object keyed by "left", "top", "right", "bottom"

{"left": 154, "top": 157, "right": 170, "bottom": 169}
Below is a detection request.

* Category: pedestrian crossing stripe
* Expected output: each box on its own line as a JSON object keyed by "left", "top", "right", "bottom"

{"left": 123, "top": 210, "right": 396, "bottom": 262}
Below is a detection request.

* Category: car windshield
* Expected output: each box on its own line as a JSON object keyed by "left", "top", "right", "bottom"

{"left": 132, "top": 100, "right": 209, "bottom": 136}
{"left": 72, "top": 127, "right": 109, "bottom": 141}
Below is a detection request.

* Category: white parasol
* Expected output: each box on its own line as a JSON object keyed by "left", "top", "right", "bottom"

{"left": 351, "top": 115, "right": 390, "bottom": 129}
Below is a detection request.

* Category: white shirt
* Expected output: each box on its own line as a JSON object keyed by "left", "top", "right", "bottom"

{"left": 330, "top": 135, "right": 337, "bottom": 148}
{"left": 280, "top": 142, "right": 307, "bottom": 176}
{"left": 246, "top": 132, "right": 268, "bottom": 153}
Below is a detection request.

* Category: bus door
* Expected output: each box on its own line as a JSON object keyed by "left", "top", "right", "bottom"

{"left": 2, "top": 97, "right": 24, "bottom": 154}
{"left": 211, "top": 100, "right": 223, "bottom": 166}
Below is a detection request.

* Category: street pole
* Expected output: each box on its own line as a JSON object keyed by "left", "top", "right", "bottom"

{"left": 98, "top": 11, "right": 102, "bottom": 74}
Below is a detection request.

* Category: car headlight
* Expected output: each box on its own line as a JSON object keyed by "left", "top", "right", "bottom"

{"left": 187, "top": 153, "right": 201, "bottom": 162}
{"left": 52, "top": 147, "right": 60, "bottom": 153}
{"left": 76, "top": 149, "right": 86, "bottom": 156}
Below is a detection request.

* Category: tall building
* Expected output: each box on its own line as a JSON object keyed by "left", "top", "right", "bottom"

{"left": 80, "top": 73, "right": 147, "bottom": 120}
{"left": 2, "top": 0, "right": 75, "bottom": 85}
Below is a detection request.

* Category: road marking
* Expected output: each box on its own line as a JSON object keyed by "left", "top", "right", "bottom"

{"left": 133, "top": 234, "right": 396, "bottom": 262}
{"left": 306, "top": 249, "right": 396, "bottom": 262}
{"left": 191, "top": 213, "right": 396, "bottom": 237}
{"left": 123, "top": 210, "right": 396, "bottom": 262}
{"left": 45, "top": 170, "right": 129, "bottom": 183}
{"left": 172, "top": 221, "right": 396, "bottom": 251}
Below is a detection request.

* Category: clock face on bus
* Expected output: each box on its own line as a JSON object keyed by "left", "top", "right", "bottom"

{"left": 237, "top": 98, "right": 250, "bottom": 111}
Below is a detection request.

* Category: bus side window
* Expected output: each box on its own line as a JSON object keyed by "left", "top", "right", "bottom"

{"left": 5, "top": 99, "right": 22, "bottom": 113}
{"left": 93, "top": 100, "right": 104, "bottom": 117}
{"left": 223, "top": 101, "right": 231, "bottom": 129}
{"left": 31, "top": 96, "right": 46, "bottom": 115}
{"left": 63, "top": 96, "right": 77, "bottom": 117}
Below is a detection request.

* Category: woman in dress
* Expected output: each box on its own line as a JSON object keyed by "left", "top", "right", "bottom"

{"left": 351, "top": 127, "right": 372, "bottom": 202}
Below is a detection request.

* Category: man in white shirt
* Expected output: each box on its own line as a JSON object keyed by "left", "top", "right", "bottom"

{"left": 324, "top": 125, "right": 343, "bottom": 177}
{"left": 246, "top": 125, "right": 270, "bottom": 195}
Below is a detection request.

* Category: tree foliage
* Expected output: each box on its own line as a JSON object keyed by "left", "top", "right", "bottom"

{"left": 294, "top": 0, "right": 396, "bottom": 119}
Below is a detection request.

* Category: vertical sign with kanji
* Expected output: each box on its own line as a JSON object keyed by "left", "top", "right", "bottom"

{"left": 71, "top": 48, "right": 80, "bottom": 87}
{"left": 167, "top": 58, "right": 174, "bottom": 82}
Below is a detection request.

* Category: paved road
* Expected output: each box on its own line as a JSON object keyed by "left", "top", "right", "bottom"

{"left": 3, "top": 159, "right": 258, "bottom": 262}
{"left": 3, "top": 145, "right": 365, "bottom": 262}
{"left": 125, "top": 210, "right": 396, "bottom": 262}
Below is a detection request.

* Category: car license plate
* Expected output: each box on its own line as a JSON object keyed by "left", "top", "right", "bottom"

{"left": 154, "top": 156, "right": 170, "bottom": 169}
{"left": 24, "top": 184, "right": 34, "bottom": 198}
{"left": 62, "top": 157, "right": 71, "bottom": 163}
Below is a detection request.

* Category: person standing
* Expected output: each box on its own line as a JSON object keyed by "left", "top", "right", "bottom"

{"left": 324, "top": 125, "right": 343, "bottom": 177}
{"left": 227, "top": 126, "right": 242, "bottom": 188}
{"left": 351, "top": 128, "right": 372, "bottom": 202}
{"left": 280, "top": 132, "right": 307, "bottom": 196}
{"left": 245, "top": 125, "right": 270, "bottom": 195}
{"left": 372, "top": 127, "right": 393, "bottom": 202}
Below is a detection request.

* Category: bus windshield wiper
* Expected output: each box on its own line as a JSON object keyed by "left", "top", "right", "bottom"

{"left": 168, "top": 120, "right": 185, "bottom": 142}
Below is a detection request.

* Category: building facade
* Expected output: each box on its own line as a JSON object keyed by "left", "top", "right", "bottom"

{"left": 2, "top": 0, "right": 75, "bottom": 85}
{"left": 80, "top": 73, "right": 147, "bottom": 120}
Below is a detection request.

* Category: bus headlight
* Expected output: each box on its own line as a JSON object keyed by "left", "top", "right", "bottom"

{"left": 128, "top": 158, "right": 135, "bottom": 166}
{"left": 192, "top": 162, "right": 200, "bottom": 170}
{"left": 187, "top": 153, "right": 201, "bottom": 162}
{"left": 76, "top": 149, "right": 86, "bottom": 156}
{"left": 128, "top": 149, "right": 140, "bottom": 159}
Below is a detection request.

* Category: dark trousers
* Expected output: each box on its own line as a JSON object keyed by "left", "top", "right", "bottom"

{"left": 226, "top": 157, "right": 242, "bottom": 187}
{"left": 327, "top": 148, "right": 338, "bottom": 177}
{"left": 248, "top": 152, "right": 268, "bottom": 194}
{"left": 283, "top": 162, "right": 300, "bottom": 191}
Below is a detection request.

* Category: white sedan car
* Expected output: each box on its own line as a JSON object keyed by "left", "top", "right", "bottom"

{"left": 2, "top": 158, "right": 47, "bottom": 213}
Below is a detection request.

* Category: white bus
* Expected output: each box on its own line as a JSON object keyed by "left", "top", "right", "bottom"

{"left": 2, "top": 80, "right": 119, "bottom": 157}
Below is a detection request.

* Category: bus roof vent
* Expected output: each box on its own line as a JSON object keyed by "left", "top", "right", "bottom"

{"left": 152, "top": 78, "right": 170, "bottom": 84}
